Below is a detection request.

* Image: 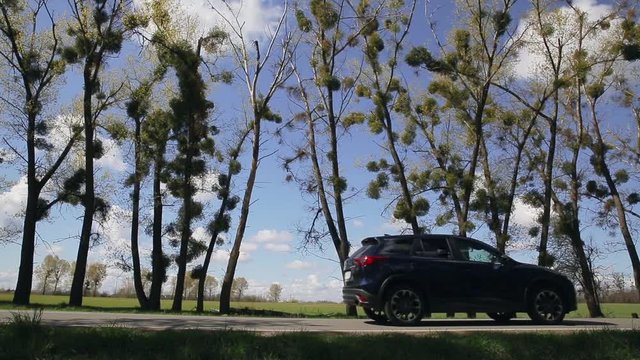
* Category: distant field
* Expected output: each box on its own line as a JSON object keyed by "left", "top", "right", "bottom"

{"left": 1, "top": 293, "right": 638, "bottom": 318}
{"left": 0, "top": 293, "right": 347, "bottom": 316}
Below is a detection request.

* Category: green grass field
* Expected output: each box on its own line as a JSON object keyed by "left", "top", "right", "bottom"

{"left": 1, "top": 292, "right": 638, "bottom": 318}
{"left": 1, "top": 320, "right": 639, "bottom": 360}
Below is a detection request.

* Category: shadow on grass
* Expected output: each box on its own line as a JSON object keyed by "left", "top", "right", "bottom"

{"left": 364, "top": 318, "right": 619, "bottom": 327}
{"left": 1, "top": 323, "right": 639, "bottom": 360}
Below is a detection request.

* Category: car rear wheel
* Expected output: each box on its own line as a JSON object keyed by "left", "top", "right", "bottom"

{"left": 487, "top": 312, "right": 515, "bottom": 323}
{"left": 363, "top": 307, "right": 387, "bottom": 324}
{"left": 384, "top": 285, "right": 424, "bottom": 326}
{"left": 527, "top": 287, "right": 566, "bottom": 325}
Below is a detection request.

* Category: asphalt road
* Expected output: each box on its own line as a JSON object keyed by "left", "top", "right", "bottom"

{"left": 1, "top": 310, "right": 638, "bottom": 333}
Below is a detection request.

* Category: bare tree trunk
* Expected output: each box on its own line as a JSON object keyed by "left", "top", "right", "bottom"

{"left": 14, "top": 191, "right": 39, "bottom": 304}
{"left": 13, "top": 102, "right": 38, "bottom": 305}
{"left": 148, "top": 154, "right": 165, "bottom": 310}
{"left": 196, "top": 181, "right": 229, "bottom": 312}
{"left": 131, "top": 120, "right": 149, "bottom": 309}
{"left": 591, "top": 105, "right": 640, "bottom": 300}
{"left": 197, "top": 131, "right": 248, "bottom": 312}
{"left": 538, "top": 106, "right": 557, "bottom": 267}
{"left": 500, "top": 113, "right": 539, "bottom": 252}
{"left": 479, "top": 137, "right": 504, "bottom": 247}
{"left": 564, "top": 74, "right": 602, "bottom": 317}
{"left": 380, "top": 105, "right": 421, "bottom": 234}
{"left": 171, "top": 150, "right": 193, "bottom": 312}
{"left": 534, "top": 0, "right": 563, "bottom": 267}
{"left": 326, "top": 80, "right": 356, "bottom": 317}
{"left": 70, "top": 71, "right": 96, "bottom": 307}
{"left": 220, "top": 118, "right": 262, "bottom": 314}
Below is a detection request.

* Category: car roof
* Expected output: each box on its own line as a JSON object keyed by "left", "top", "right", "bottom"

{"left": 361, "top": 234, "right": 453, "bottom": 244}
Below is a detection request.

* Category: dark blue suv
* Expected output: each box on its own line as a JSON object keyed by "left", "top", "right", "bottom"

{"left": 342, "top": 234, "right": 577, "bottom": 325}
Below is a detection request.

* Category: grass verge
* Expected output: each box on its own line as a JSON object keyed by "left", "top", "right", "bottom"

{"left": 1, "top": 292, "right": 639, "bottom": 319}
{"left": 0, "top": 319, "right": 638, "bottom": 360}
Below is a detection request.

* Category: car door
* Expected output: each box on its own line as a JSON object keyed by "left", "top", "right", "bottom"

{"left": 448, "top": 237, "right": 512, "bottom": 312}
{"left": 410, "top": 236, "right": 457, "bottom": 311}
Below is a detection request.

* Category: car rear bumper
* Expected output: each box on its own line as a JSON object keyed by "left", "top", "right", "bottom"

{"left": 342, "top": 287, "right": 381, "bottom": 309}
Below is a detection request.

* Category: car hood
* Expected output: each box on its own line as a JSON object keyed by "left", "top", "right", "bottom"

{"left": 512, "top": 261, "right": 567, "bottom": 278}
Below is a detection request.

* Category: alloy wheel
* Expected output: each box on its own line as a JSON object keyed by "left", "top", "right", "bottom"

{"left": 386, "top": 287, "right": 423, "bottom": 325}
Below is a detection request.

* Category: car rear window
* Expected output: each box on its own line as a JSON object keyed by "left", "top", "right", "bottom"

{"left": 350, "top": 238, "right": 379, "bottom": 258}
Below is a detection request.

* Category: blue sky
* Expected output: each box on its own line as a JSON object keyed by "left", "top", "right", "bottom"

{"left": 1, "top": 0, "right": 636, "bottom": 302}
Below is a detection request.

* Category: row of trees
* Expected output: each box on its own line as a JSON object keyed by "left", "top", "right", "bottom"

{"left": 35, "top": 253, "right": 284, "bottom": 302}
{"left": 35, "top": 255, "right": 107, "bottom": 297}
{"left": 2, "top": 0, "right": 640, "bottom": 317}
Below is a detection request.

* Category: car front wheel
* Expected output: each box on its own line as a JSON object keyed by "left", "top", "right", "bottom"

{"left": 363, "top": 307, "right": 387, "bottom": 324}
{"left": 527, "top": 287, "right": 566, "bottom": 325}
{"left": 384, "top": 285, "right": 424, "bottom": 326}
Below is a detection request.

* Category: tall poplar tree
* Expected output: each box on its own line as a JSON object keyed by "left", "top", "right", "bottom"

{"left": 156, "top": 35, "right": 216, "bottom": 312}
{"left": 63, "top": 0, "right": 143, "bottom": 306}
{"left": 356, "top": 0, "right": 428, "bottom": 234}
{"left": 0, "top": 0, "right": 75, "bottom": 305}
{"left": 215, "top": 1, "right": 293, "bottom": 315}
{"left": 286, "top": 0, "right": 383, "bottom": 316}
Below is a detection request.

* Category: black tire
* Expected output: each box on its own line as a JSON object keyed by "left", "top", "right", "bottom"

{"left": 487, "top": 312, "right": 515, "bottom": 323}
{"left": 363, "top": 307, "right": 387, "bottom": 324}
{"left": 384, "top": 285, "right": 425, "bottom": 326}
{"left": 527, "top": 287, "right": 566, "bottom": 325}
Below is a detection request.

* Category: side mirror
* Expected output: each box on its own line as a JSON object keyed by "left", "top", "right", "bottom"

{"left": 493, "top": 255, "right": 510, "bottom": 267}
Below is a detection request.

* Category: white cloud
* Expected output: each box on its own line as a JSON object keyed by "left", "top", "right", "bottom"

{"left": 192, "top": 226, "right": 210, "bottom": 243}
{"left": 285, "top": 260, "right": 313, "bottom": 270}
{"left": 251, "top": 229, "right": 293, "bottom": 243}
{"left": 43, "top": 244, "right": 65, "bottom": 257}
{"left": 96, "top": 206, "right": 132, "bottom": 250}
{"left": 95, "top": 137, "right": 127, "bottom": 173}
{"left": 100, "top": 266, "right": 128, "bottom": 295}
{"left": 287, "top": 274, "right": 343, "bottom": 302}
{"left": 211, "top": 248, "right": 251, "bottom": 263}
{"left": 573, "top": 0, "right": 613, "bottom": 19}
{"left": 133, "top": 0, "right": 284, "bottom": 45}
{"left": 184, "top": 0, "right": 284, "bottom": 38}
{"left": 0, "top": 271, "right": 17, "bottom": 290}
{"left": 379, "top": 218, "right": 410, "bottom": 233}
{"left": 0, "top": 177, "right": 27, "bottom": 231}
{"left": 193, "top": 171, "right": 220, "bottom": 203}
{"left": 249, "top": 229, "right": 294, "bottom": 252}
{"left": 352, "top": 219, "right": 364, "bottom": 228}
{"left": 242, "top": 242, "right": 259, "bottom": 252}
{"left": 511, "top": 198, "right": 538, "bottom": 228}
{"left": 48, "top": 114, "right": 82, "bottom": 152}
{"left": 513, "top": 0, "right": 617, "bottom": 79}
{"left": 264, "top": 243, "right": 291, "bottom": 252}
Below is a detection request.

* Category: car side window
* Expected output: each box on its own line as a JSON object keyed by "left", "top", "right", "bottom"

{"left": 416, "top": 237, "right": 450, "bottom": 258}
{"left": 379, "top": 237, "right": 414, "bottom": 255}
{"left": 454, "top": 239, "right": 499, "bottom": 264}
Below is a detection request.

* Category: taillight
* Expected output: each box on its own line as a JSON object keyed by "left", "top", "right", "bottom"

{"left": 354, "top": 255, "right": 387, "bottom": 267}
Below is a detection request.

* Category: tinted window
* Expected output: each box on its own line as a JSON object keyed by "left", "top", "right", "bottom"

{"left": 454, "top": 239, "right": 499, "bottom": 263}
{"left": 379, "top": 237, "right": 414, "bottom": 255}
{"left": 417, "top": 237, "right": 450, "bottom": 258}
{"left": 350, "top": 245, "right": 373, "bottom": 258}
